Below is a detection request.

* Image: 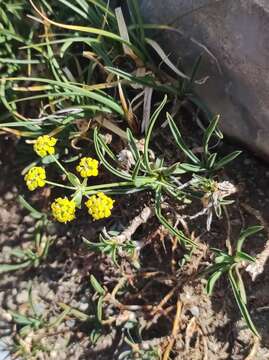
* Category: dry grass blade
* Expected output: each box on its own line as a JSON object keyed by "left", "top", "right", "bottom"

{"left": 94, "top": 114, "right": 128, "bottom": 139}
{"left": 117, "top": 77, "right": 138, "bottom": 132}
{"left": 141, "top": 87, "right": 153, "bottom": 133}
{"left": 145, "top": 38, "right": 189, "bottom": 80}
{"left": 115, "top": 7, "right": 135, "bottom": 59}
{"left": 185, "top": 316, "right": 197, "bottom": 353}
{"left": 162, "top": 299, "right": 182, "bottom": 360}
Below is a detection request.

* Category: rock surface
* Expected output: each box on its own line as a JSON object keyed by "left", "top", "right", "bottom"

{"left": 140, "top": 0, "right": 269, "bottom": 158}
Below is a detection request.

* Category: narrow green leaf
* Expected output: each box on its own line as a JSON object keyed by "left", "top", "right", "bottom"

{"left": 90, "top": 275, "right": 105, "bottom": 295}
{"left": 235, "top": 269, "right": 247, "bottom": 305}
{"left": 0, "top": 261, "right": 31, "bottom": 274}
{"left": 203, "top": 114, "right": 220, "bottom": 156}
{"left": 127, "top": 128, "right": 140, "bottom": 161}
{"left": 214, "top": 151, "right": 242, "bottom": 170}
{"left": 4, "top": 77, "right": 124, "bottom": 115}
{"left": 237, "top": 226, "right": 263, "bottom": 252}
{"left": 228, "top": 269, "right": 259, "bottom": 337}
{"left": 176, "top": 163, "right": 204, "bottom": 173}
{"left": 97, "top": 296, "right": 103, "bottom": 322}
{"left": 97, "top": 134, "right": 117, "bottom": 161}
{"left": 206, "top": 269, "right": 223, "bottom": 296}
{"left": 236, "top": 251, "right": 256, "bottom": 263}
{"left": 144, "top": 96, "right": 167, "bottom": 171}
{"left": 132, "top": 157, "right": 142, "bottom": 180}
{"left": 94, "top": 128, "right": 131, "bottom": 180}
{"left": 155, "top": 189, "right": 196, "bottom": 247}
{"left": 207, "top": 152, "right": 217, "bottom": 169}
{"left": 167, "top": 112, "right": 200, "bottom": 164}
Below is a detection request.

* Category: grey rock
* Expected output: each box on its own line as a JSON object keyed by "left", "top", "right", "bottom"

{"left": 23, "top": 215, "right": 35, "bottom": 225}
{"left": 140, "top": 0, "right": 269, "bottom": 158}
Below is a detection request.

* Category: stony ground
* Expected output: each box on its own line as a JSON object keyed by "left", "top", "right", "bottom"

{"left": 1, "top": 131, "right": 269, "bottom": 359}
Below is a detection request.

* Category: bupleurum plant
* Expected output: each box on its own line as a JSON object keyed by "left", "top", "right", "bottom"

{"left": 19, "top": 95, "right": 261, "bottom": 337}
{"left": 23, "top": 97, "right": 239, "bottom": 238}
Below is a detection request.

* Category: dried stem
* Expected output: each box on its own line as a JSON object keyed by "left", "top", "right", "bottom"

{"left": 162, "top": 299, "right": 182, "bottom": 360}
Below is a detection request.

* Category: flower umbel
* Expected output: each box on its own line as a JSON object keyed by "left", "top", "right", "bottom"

{"left": 24, "top": 166, "right": 46, "bottom": 191}
{"left": 85, "top": 192, "right": 114, "bottom": 220}
{"left": 51, "top": 197, "right": 76, "bottom": 223}
{"left": 34, "top": 135, "right": 57, "bottom": 157}
{"left": 76, "top": 157, "right": 99, "bottom": 178}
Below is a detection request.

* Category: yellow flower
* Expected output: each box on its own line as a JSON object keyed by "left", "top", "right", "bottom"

{"left": 34, "top": 135, "right": 57, "bottom": 157}
{"left": 85, "top": 192, "right": 114, "bottom": 220}
{"left": 76, "top": 157, "right": 99, "bottom": 178}
{"left": 24, "top": 166, "right": 46, "bottom": 191}
{"left": 51, "top": 197, "right": 76, "bottom": 223}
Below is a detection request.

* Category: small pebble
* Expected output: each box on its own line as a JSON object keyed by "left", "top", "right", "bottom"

{"left": 78, "top": 302, "right": 89, "bottom": 312}
{"left": 23, "top": 215, "right": 35, "bottom": 225}
{"left": 6, "top": 298, "right": 16, "bottom": 311}
{"left": 16, "top": 290, "right": 28, "bottom": 304}
{"left": 66, "top": 319, "right": 76, "bottom": 328}
{"left": 4, "top": 192, "right": 14, "bottom": 201}
{"left": 34, "top": 303, "right": 46, "bottom": 316}
{"left": 189, "top": 306, "right": 200, "bottom": 317}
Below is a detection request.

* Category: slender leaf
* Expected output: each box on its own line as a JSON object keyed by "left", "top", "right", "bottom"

{"left": 155, "top": 188, "right": 196, "bottom": 247}
{"left": 214, "top": 151, "right": 242, "bottom": 170}
{"left": 228, "top": 268, "right": 259, "bottom": 337}
{"left": 94, "top": 128, "right": 131, "bottom": 180}
{"left": 97, "top": 296, "right": 103, "bottom": 322}
{"left": 203, "top": 114, "right": 220, "bottom": 157}
{"left": 237, "top": 226, "right": 263, "bottom": 252}
{"left": 0, "top": 261, "right": 32, "bottom": 274}
{"left": 167, "top": 112, "right": 200, "bottom": 164}
{"left": 144, "top": 95, "right": 167, "bottom": 171}
{"left": 206, "top": 269, "right": 224, "bottom": 296}
{"left": 90, "top": 275, "right": 105, "bottom": 295}
{"left": 126, "top": 128, "right": 140, "bottom": 161}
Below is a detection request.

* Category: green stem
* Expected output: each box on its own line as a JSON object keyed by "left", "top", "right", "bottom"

{"left": 45, "top": 180, "right": 76, "bottom": 190}
{"left": 51, "top": 154, "right": 69, "bottom": 176}
{"left": 84, "top": 181, "right": 133, "bottom": 193}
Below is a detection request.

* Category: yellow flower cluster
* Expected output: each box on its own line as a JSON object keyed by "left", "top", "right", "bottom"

{"left": 24, "top": 166, "right": 46, "bottom": 191}
{"left": 51, "top": 197, "right": 76, "bottom": 223}
{"left": 34, "top": 135, "right": 57, "bottom": 157}
{"left": 85, "top": 192, "right": 114, "bottom": 220}
{"left": 76, "top": 157, "right": 99, "bottom": 178}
